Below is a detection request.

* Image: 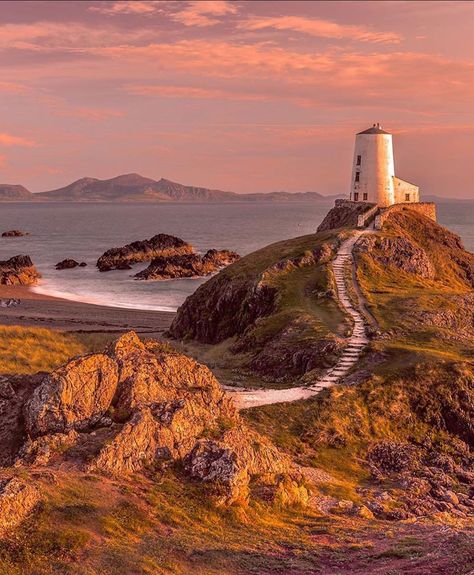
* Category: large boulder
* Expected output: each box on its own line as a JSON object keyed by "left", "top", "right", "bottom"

{"left": 0, "top": 255, "right": 40, "bottom": 285}
{"left": 24, "top": 354, "right": 118, "bottom": 437}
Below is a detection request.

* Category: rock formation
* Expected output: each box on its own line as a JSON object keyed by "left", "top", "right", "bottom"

{"left": 0, "top": 332, "right": 302, "bottom": 510}
{"left": 2, "top": 230, "right": 29, "bottom": 237}
{"left": 0, "top": 255, "right": 40, "bottom": 285}
{"left": 55, "top": 259, "right": 87, "bottom": 270}
{"left": 134, "top": 249, "right": 240, "bottom": 280}
{"left": 96, "top": 234, "right": 194, "bottom": 271}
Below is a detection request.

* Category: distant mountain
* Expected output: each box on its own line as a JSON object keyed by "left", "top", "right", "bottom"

{"left": 0, "top": 184, "right": 34, "bottom": 201}
{"left": 0, "top": 173, "right": 341, "bottom": 203}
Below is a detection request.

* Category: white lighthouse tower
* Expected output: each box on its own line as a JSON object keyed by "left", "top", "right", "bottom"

{"left": 350, "top": 123, "right": 419, "bottom": 207}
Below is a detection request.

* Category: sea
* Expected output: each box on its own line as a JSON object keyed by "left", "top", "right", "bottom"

{"left": 0, "top": 201, "right": 473, "bottom": 312}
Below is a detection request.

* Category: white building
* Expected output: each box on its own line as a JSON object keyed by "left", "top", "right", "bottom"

{"left": 350, "top": 124, "right": 419, "bottom": 207}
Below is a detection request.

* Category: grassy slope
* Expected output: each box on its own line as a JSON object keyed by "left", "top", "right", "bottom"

{"left": 177, "top": 230, "right": 349, "bottom": 386}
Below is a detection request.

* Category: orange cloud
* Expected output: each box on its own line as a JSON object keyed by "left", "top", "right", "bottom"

{"left": 0, "top": 133, "right": 37, "bottom": 147}
{"left": 239, "top": 15, "right": 401, "bottom": 44}
{"left": 171, "top": 1, "right": 238, "bottom": 27}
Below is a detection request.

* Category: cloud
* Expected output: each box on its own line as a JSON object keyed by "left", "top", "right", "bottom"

{"left": 124, "top": 84, "right": 266, "bottom": 101}
{"left": 171, "top": 1, "right": 238, "bottom": 27}
{"left": 0, "top": 22, "right": 152, "bottom": 52}
{"left": 58, "top": 107, "right": 124, "bottom": 121}
{"left": 89, "top": 1, "right": 161, "bottom": 15}
{"left": 0, "top": 82, "right": 27, "bottom": 93}
{"left": 239, "top": 15, "right": 401, "bottom": 44}
{"left": 0, "top": 133, "right": 37, "bottom": 147}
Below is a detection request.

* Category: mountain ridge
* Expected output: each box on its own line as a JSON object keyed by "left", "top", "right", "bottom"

{"left": 0, "top": 173, "right": 341, "bottom": 202}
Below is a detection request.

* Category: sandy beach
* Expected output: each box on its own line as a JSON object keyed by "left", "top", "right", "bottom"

{"left": 0, "top": 285, "right": 175, "bottom": 336}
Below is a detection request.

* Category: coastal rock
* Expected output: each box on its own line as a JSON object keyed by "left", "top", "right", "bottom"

{"left": 0, "top": 477, "right": 41, "bottom": 537}
{"left": 24, "top": 354, "right": 119, "bottom": 437}
{"left": 317, "top": 200, "right": 376, "bottom": 232}
{"left": 134, "top": 249, "right": 240, "bottom": 280}
{"left": 97, "top": 233, "right": 193, "bottom": 271}
{"left": 55, "top": 259, "right": 86, "bottom": 270}
{"left": 0, "top": 374, "right": 43, "bottom": 466}
{"left": 0, "top": 255, "right": 40, "bottom": 286}
{"left": 2, "top": 230, "right": 28, "bottom": 237}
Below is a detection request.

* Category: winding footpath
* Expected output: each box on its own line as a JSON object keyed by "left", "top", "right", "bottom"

{"left": 228, "top": 230, "right": 369, "bottom": 409}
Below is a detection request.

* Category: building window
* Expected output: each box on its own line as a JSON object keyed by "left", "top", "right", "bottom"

{"left": 363, "top": 193, "right": 368, "bottom": 201}
{"left": 355, "top": 171, "right": 360, "bottom": 183}
{"left": 405, "top": 193, "right": 410, "bottom": 201}
{"left": 356, "top": 155, "right": 361, "bottom": 166}
{"left": 354, "top": 192, "right": 359, "bottom": 201}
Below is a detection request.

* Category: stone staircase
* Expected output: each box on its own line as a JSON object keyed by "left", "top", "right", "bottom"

{"left": 229, "top": 230, "right": 370, "bottom": 409}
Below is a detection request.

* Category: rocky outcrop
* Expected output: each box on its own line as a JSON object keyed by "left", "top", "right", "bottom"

{"left": 55, "top": 259, "right": 87, "bottom": 270}
{"left": 96, "top": 234, "right": 193, "bottom": 271}
{"left": 0, "top": 255, "right": 40, "bottom": 286}
{"left": 2, "top": 230, "right": 28, "bottom": 237}
{"left": 134, "top": 249, "right": 240, "bottom": 280}
{"left": 0, "top": 477, "right": 40, "bottom": 536}
{"left": 356, "top": 235, "right": 435, "bottom": 279}
{"left": 24, "top": 354, "right": 119, "bottom": 437}
{"left": 317, "top": 200, "right": 376, "bottom": 232}
{"left": 1, "top": 332, "right": 300, "bottom": 508}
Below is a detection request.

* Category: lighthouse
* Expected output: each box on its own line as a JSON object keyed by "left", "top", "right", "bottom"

{"left": 350, "top": 124, "right": 419, "bottom": 207}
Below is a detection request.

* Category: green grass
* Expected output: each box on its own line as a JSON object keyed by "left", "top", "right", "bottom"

{"left": 0, "top": 326, "right": 85, "bottom": 374}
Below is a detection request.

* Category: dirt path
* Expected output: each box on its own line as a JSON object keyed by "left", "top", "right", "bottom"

{"left": 228, "top": 230, "right": 370, "bottom": 409}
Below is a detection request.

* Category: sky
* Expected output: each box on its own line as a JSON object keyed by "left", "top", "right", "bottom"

{"left": 1, "top": 0, "right": 474, "bottom": 197}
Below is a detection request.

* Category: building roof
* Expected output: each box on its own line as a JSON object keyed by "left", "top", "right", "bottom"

{"left": 357, "top": 123, "right": 390, "bottom": 135}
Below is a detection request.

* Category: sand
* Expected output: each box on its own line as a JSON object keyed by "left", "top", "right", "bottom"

{"left": 0, "top": 285, "right": 174, "bottom": 337}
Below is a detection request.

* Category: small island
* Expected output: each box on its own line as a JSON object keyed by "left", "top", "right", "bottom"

{"left": 97, "top": 233, "right": 239, "bottom": 279}
{"left": 135, "top": 249, "right": 240, "bottom": 280}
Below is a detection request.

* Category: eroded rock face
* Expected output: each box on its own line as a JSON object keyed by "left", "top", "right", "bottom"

{"left": 0, "top": 478, "right": 40, "bottom": 537}
{"left": 134, "top": 249, "right": 240, "bottom": 280}
{"left": 24, "top": 354, "right": 119, "bottom": 437}
{"left": 356, "top": 235, "right": 435, "bottom": 279}
{"left": 97, "top": 234, "right": 193, "bottom": 271}
{"left": 0, "top": 255, "right": 40, "bottom": 285}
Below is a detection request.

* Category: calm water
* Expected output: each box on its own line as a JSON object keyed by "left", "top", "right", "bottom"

{"left": 0, "top": 201, "right": 473, "bottom": 311}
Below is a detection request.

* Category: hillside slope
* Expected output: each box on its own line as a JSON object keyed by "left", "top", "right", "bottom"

{"left": 0, "top": 184, "right": 34, "bottom": 201}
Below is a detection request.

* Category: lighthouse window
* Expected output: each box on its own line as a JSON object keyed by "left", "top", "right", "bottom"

{"left": 356, "top": 155, "right": 361, "bottom": 166}
{"left": 355, "top": 171, "right": 360, "bottom": 182}
{"left": 363, "top": 193, "right": 368, "bottom": 201}
{"left": 354, "top": 192, "right": 359, "bottom": 201}
{"left": 405, "top": 193, "right": 410, "bottom": 201}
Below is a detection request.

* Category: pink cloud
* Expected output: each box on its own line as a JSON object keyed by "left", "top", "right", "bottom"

{"left": 0, "top": 133, "right": 37, "bottom": 147}
{"left": 124, "top": 84, "right": 266, "bottom": 101}
{"left": 89, "top": 1, "right": 161, "bottom": 15}
{"left": 58, "top": 107, "right": 124, "bottom": 121}
{"left": 239, "top": 15, "right": 401, "bottom": 44}
{"left": 0, "top": 82, "right": 27, "bottom": 93}
{"left": 171, "top": 1, "right": 238, "bottom": 27}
